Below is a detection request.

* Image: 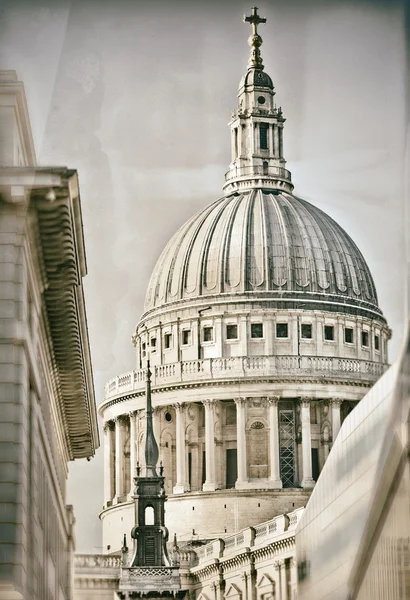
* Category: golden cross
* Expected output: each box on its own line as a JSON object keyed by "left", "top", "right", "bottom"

{"left": 243, "top": 7, "right": 267, "bottom": 36}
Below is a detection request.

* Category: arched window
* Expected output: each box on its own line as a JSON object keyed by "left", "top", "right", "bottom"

{"left": 145, "top": 505, "right": 154, "bottom": 525}
{"left": 263, "top": 161, "right": 269, "bottom": 175}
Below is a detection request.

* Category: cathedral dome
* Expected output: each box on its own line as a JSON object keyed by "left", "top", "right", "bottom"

{"left": 144, "top": 189, "right": 382, "bottom": 317}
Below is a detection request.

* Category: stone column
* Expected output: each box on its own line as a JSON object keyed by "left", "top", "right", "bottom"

{"left": 279, "top": 126, "right": 284, "bottom": 158}
{"left": 202, "top": 400, "right": 216, "bottom": 491}
{"left": 128, "top": 411, "right": 137, "bottom": 497}
{"left": 251, "top": 123, "right": 256, "bottom": 155}
{"left": 268, "top": 397, "right": 282, "bottom": 488}
{"left": 300, "top": 399, "right": 315, "bottom": 488}
{"left": 114, "top": 416, "right": 126, "bottom": 501}
{"left": 269, "top": 124, "right": 274, "bottom": 156}
{"left": 274, "top": 126, "right": 279, "bottom": 158}
{"left": 235, "top": 398, "right": 248, "bottom": 488}
{"left": 331, "top": 398, "right": 342, "bottom": 442}
{"left": 279, "top": 559, "right": 288, "bottom": 600}
{"left": 173, "top": 403, "right": 187, "bottom": 494}
{"left": 238, "top": 124, "right": 243, "bottom": 157}
{"left": 231, "top": 128, "right": 236, "bottom": 161}
{"left": 322, "top": 425, "right": 330, "bottom": 463}
{"left": 103, "top": 421, "right": 115, "bottom": 506}
{"left": 255, "top": 122, "right": 260, "bottom": 153}
{"left": 289, "top": 557, "right": 297, "bottom": 600}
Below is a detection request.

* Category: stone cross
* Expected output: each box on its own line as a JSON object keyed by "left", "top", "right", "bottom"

{"left": 243, "top": 7, "right": 266, "bottom": 36}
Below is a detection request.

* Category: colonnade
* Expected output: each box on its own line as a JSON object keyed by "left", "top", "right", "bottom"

{"left": 103, "top": 397, "right": 343, "bottom": 506}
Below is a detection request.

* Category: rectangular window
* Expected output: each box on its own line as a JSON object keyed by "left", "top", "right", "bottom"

{"left": 301, "top": 324, "right": 312, "bottom": 339}
{"left": 324, "top": 325, "right": 334, "bottom": 341}
{"left": 251, "top": 323, "right": 264, "bottom": 338}
{"left": 150, "top": 337, "right": 156, "bottom": 353}
{"left": 375, "top": 334, "right": 380, "bottom": 351}
{"left": 276, "top": 323, "right": 288, "bottom": 338}
{"left": 361, "top": 331, "right": 369, "bottom": 347}
{"left": 259, "top": 124, "right": 268, "bottom": 150}
{"left": 182, "top": 329, "right": 191, "bottom": 345}
{"left": 203, "top": 326, "right": 213, "bottom": 342}
{"left": 142, "top": 342, "right": 146, "bottom": 358}
{"left": 226, "top": 324, "right": 238, "bottom": 340}
{"left": 344, "top": 327, "right": 354, "bottom": 344}
{"left": 164, "top": 333, "right": 172, "bottom": 349}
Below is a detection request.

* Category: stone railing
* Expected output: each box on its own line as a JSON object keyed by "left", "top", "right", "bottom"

{"left": 104, "top": 356, "right": 387, "bottom": 402}
{"left": 74, "top": 553, "right": 122, "bottom": 573}
{"left": 225, "top": 165, "right": 292, "bottom": 182}
{"left": 194, "top": 507, "right": 304, "bottom": 565}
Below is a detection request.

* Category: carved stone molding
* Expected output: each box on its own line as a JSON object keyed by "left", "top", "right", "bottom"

{"left": 330, "top": 398, "right": 343, "bottom": 407}
{"left": 267, "top": 396, "right": 280, "bottom": 406}
{"left": 173, "top": 402, "right": 185, "bottom": 413}
{"left": 251, "top": 397, "right": 267, "bottom": 408}
{"left": 299, "top": 397, "right": 311, "bottom": 408}
{"left": 103, "top": 420, "right": 115, "bottom": 432}
{"left": 202, "top": 399, "right": 217, "bottom": 410}
{"left": 234, "top": 397, "right": 247, "bottom": 408}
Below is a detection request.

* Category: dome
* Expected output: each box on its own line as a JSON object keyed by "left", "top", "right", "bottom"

{"left": 242, "top": 68, "right": 274, "bottom": 89}
{"left": 144, "top": 190, "right": 382, "bottom": 317}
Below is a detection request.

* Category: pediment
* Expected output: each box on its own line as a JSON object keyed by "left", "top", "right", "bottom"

{"left": 257, "top": 573, "right": 275, "bottom": 589}
{"left": 224, "top": 583, "right": 242, "bottom": 599}
{"left": 197, "top": 592, "right": 211, "bottom": 600}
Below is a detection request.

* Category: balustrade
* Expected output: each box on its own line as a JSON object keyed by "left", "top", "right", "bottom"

{"left": 104, "top": 356, "right": 387, "bottom": 401}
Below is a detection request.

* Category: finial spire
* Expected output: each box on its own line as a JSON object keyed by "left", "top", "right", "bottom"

{"left": 243, "top": 7, "right": 266, "bottom": 70}
{"left": 144, "top": 361, "right": 159, "bottom": 477}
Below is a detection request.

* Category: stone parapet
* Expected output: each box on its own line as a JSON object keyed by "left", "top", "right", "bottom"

{"left": 103, "top": 356, "right": 387, "bottom": 406}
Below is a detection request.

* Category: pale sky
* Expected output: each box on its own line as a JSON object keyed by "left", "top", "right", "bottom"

{"left": 1, "top": 0, "right": 408, "bottom": 552}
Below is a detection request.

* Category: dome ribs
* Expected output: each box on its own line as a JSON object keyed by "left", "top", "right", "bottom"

{"left": 142, "top": 189, "right": 382, "bottom": 319}
{"left": 246, "top": 190, "right": 267, "bottom": 290}
{"left": 166, "top": 201, "right": 218, "bottom": 305}
{"left": 202, "top": 195, "right": 239, "bottom": 294}
{"left": 266, "top": 192, "right": 290, "bottom": 289}
{"left": 225, "top": 192, "right": 249, "bottom": 291}
{"left": 287, "top": 195, "right": 331, "bottom": 292}
{"left": 220, "top": 195, "right": 243, "bottom": 294}
{"left": 306, "top": 201, "right": 364, "bottom": 299}
{"left": 277, "top": 194, "right": 311, "bottom": 290}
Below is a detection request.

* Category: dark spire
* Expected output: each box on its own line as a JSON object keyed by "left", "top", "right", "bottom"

{"left": 144, "top": 361, "right": 159, "bottom": 477}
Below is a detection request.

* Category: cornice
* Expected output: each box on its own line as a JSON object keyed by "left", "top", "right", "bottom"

{"left": 99, "top": 376, "right": 374, "bottom": 414}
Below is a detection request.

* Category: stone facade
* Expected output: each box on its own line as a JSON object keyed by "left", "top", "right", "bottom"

{"left": 74, "top": 507, "right": 303, "bottom": 600}
{"left": 0, "top": 71, "right": 99, "bottom": 600}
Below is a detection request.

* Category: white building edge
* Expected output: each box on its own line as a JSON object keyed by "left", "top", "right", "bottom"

{"left": 0, "top": 71, "right": 99, "bottom": 600}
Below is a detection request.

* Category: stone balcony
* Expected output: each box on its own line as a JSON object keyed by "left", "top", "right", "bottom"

{"left": 192, "top": 506, "right": 304, "bottom": 568}
{"left": 103, "top": 356, "right": 387, "bottom": 404}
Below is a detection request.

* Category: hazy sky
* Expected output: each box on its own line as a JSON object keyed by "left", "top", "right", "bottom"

{"left": 1, "top": 0, "right": 408, "bottom": 552}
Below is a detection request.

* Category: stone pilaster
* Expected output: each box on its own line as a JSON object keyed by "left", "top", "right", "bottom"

{"left": 173, "top": 403, "right": 188, "bottom": 494}
{"left": 234, "top": 397, "right": 248, "bottom": 488}
{"left": 103, "top": 420, "right": 115, "bottom": 506}
{"left": 128, "top": 412, "right": 137, "bottom": 497}
{"left": 202, "top": 399, "right": 216, "bottom": 491}
{"left": 268, "top": 397, "right": 282, "bottom": 487}
{"left": 300, "top": 399, "right": 315, "bottom": 488}
{"left": 330, "top": 398, "right": 343, "bottom": 442}
{"left": 279, "top": 559, "right": 288, "bottom": 600}
{"left": 114, "top": 416, "right": 127, "bottom": 501}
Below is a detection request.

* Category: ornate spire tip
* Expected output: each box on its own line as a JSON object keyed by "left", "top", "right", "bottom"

{"left": 243, "top": 7, "right": 266, "bottom": 71}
